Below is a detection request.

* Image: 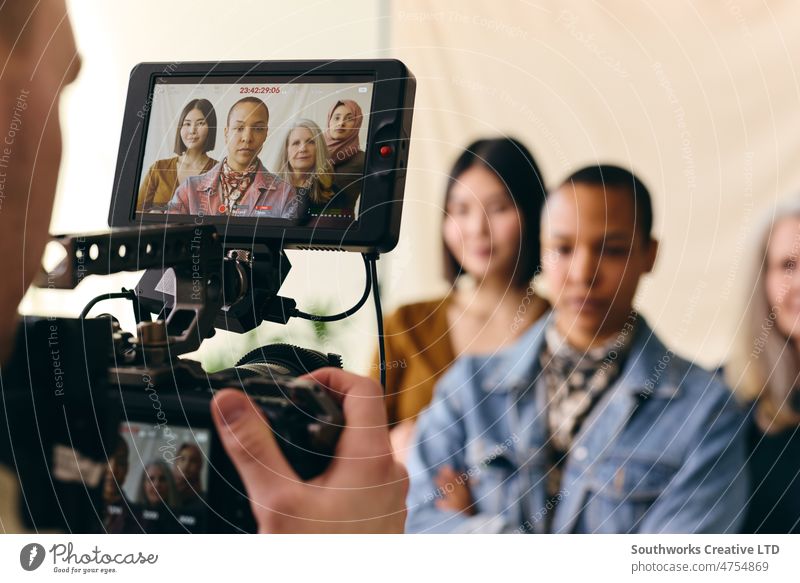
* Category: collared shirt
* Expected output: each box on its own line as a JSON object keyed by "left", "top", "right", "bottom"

{"left": 167, "top": 159, "right": 298, "bottom": 219}
{"left": 539, "top": 318, "right": 638, "bottom": 526}
{"left": 405, "top": 312, "right": 748, "bottom": 533}
{"left": 541, "top": 320, "right": 637, "bottom": 456}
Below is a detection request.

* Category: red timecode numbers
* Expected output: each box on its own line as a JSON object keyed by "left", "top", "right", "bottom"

{"left": 239, "top": 86, "right": 281, "bottom": 94}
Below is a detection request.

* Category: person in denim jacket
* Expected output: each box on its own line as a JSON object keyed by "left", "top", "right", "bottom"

{"left": 406, "top": 165, "right": 748, "bottom": 533}
{"left": 167, "top": 97, "right": 297, "bottom": 219}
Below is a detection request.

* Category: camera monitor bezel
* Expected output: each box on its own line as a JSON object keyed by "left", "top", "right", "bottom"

{"left": 108, "top": 60, "right": 415, "bottom": 253}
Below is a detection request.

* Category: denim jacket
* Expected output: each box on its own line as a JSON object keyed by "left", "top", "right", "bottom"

{"left": 167, "top": 159, "right": 297, "bottom": 218}
{"left": 405, "top": 314, "right": 748, "bottom": 533}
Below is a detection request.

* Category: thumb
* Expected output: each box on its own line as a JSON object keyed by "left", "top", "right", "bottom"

{"left": 211, "top": 389, "right": 299, "bottom": 498}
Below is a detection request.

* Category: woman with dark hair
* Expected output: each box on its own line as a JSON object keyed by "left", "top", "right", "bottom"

{"left": 726, "top": 200, "right": 800, "bottom": 533}
{"left": 373, "top": 137, "right": 549, "bottom": 461}
{"left": 136, "top": 98, "right": 218, "bottom": 211}
{"left": 324, "top": 99, "right": 365, "bottom": 214}
{"left": 101, "top": 437, "right": 142, "bottom": 534}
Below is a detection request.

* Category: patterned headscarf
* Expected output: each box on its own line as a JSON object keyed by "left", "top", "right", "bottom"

{"left": 218, "top": 157, "right": 258, "bottom": 214}
{"left": 541, "top": 322, "right": 636, "bottom": 453}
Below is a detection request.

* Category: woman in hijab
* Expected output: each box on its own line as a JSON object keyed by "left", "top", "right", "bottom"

{"left": 324, "top": 99, "right": 365, "bottom": 214}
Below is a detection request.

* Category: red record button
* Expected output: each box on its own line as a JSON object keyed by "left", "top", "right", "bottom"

{"left": 379, "top": 145, "right": 393, "bottom": 158}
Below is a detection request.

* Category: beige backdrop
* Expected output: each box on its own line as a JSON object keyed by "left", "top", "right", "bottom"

{"left": 21, "top": 1, "right": 800, "bottom": 372}
{"left": 385, "top": 0, "right": 800, "bottom": 368}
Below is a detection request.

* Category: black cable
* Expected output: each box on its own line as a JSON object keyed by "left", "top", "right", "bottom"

{"left": 290, "top": 252, "right": 386, "bottom": 393}
{"left": 79, "top": 288, "right": 137, "bottom": 320}
{"left": 131, "top": 295, "right": 150, "bottom": 325}
{"left": 293, "top": 254, "right": 372, "bottom": 323}
{"left": 368, "top": 254, "right": 386, "bottom": 392}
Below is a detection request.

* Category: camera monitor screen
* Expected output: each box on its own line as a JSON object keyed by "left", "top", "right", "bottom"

{"left": 103, "top": 422, "right": 211, "bottom": 534}
{"left": 138, "top": 77, "right": 373, "bottom": 226}
{"left": 110, "top": 61, "right": 416, "bottom": 252}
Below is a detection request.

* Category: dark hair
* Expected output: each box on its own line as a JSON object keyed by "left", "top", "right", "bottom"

{"left": 226, "top": 97, "right": 269, "bottom": 126}
{"left": 111, "top": 436, "right": 129, "bottom": 462}
{"left": 443, "top": 137, "right": 547, "bottom": 285}
{"left": 173, "top": 99, "right": 217, "bottom": 155}
{"left": 559, "top": 164, "right": 653, "bottom": 240}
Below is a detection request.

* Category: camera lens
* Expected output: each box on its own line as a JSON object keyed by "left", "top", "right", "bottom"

{"left": 234, "top": 343, "right": 342, "bottom": 378}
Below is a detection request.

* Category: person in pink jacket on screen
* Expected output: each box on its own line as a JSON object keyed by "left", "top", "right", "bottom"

{"left": 167, "top": 97, "right": 297, "bottom": 219}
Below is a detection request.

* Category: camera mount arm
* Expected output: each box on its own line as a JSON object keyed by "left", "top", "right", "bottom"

{"left": 36, "top": 226, "right": 387, "bottom": 388}
{"left": 35, "top": 225, "right": 225, "bottom": 355}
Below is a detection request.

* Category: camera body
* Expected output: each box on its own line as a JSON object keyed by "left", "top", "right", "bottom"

{"left": 4, "top": 315, "right": 342, "bottom": 534}
{"left": 4, "top": 226, "right": 344, "bottom": 533}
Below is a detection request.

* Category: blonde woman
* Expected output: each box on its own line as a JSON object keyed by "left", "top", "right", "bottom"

{"left": 277, "top": 118, "right": 352, "bottom": 226}
{"left": 136, "top": 460, "right": 180, "bottom": 533}
{"left": 726, "top": 200, "right": 800, "bottom": 533}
